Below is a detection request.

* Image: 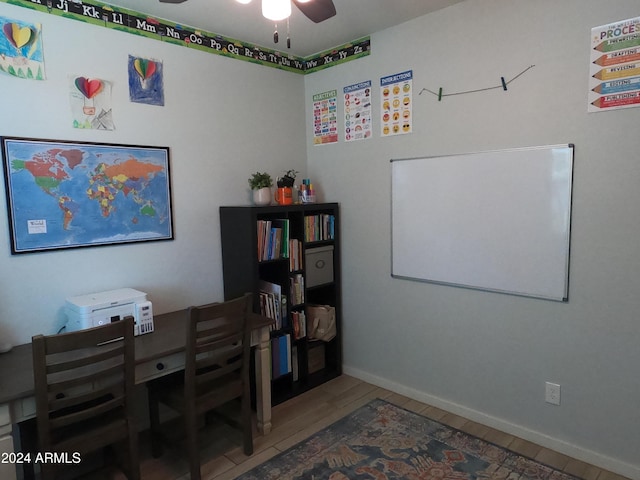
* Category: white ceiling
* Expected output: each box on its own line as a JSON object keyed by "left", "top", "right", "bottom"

{"left": 102, "top": 0, "right": 465, "bottom": 58}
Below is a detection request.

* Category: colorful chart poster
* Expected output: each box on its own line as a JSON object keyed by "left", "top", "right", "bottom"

{"left": 0, "top": 16, "right": 45, "bottom": 80}
{"left": 589, "top": 16, "right": 640, "bottom": 112}
{"left": 380, "top": 70, "right": 412, "bottom": 137}
{"left": 313, "top": 90, "right": 338, "bottom": 145}
{"left": 344, "top": 81, "right": 372, "bottom": 142}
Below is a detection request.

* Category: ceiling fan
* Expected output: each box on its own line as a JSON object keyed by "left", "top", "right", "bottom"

{"left": 158, "top": 0, "right": 336, "bottom": 47}
{"left": 158, "top": 0, "right": 336, "bottom": 24}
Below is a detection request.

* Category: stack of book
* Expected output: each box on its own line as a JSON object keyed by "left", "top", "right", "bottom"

{"left": 257, "top": 219, "right": 289, "bottom": 261}
{"left": 289, "top": 273, "right": 304, "bottom": 306}
{"left": 304, "top": 214, "right": 335, "bottom": 242}
{"left": 289, "top": 238, "right": 303, "bottom": 271}
{"left": 291, "top": 310, "right": 307, "bottom": 340}
{"left": 271, "top": 334, "right": 292, "bottom": 379}
{"left": 258, "top": 280, "right": 287, "bottom": 330}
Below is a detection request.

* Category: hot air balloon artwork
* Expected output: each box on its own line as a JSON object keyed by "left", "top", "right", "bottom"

{"left": 0, "top": 16, "right": 45, "bottom": 80}
{"left": 69, "top": 75, "right": 114, "bottom": 130}
{"left": 128, "top": 55, "right": 164, "bottom": 106}
{"left": 75, "top": 77, "right": 103, "bottom": 116}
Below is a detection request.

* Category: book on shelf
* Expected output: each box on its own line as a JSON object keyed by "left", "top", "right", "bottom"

{"left": 289, "top": 273, "right": 304, "bottom": 306}
{"left": 257, "top": 218, "right": 290, "bottom": 261}
{"left": 291, "top": 345, "right": 299, "bottom": 381}
{"left": 282, "top": 334, "right": 292, "bottom": 376}
{"left": 271, "top": 333, "right": 292, "bottom": 379}
{"left": 288, "top": 238, "right": 303, "bottom": 271}
{"left": 257, "top": 219, "right": 269, "bottom": 261}
{"left": 275, "top": 219, "right": 290, "bottom": 258}
{"left": 259, "top": 280, "right": 283, "bottom": 330}
{"left": 280, "top": 294, "right": 288, "bottom": 330}
{"left": 304, "top": 214, "right": 335, "bottom": 242}
{"left": 291, "top": 309, "right": 307, "bottom": 340}
{"left": 270, "top": 337, "right": 278, "bottom": 379}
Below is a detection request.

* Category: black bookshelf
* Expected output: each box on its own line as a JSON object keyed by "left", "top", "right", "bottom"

{"left": 219, "top": 203, "right": 342, "bottom": 406}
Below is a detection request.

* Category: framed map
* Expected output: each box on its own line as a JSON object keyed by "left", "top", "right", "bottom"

{"left": 1, "top": 137, "right": 173, "bottom": 254}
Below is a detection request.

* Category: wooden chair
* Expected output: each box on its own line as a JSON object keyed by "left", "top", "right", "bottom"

{"left": 147, "top": 293, "right": 254, "bottom": 480}
{"left": 31, "top": 316, "right": 140, "bottom": 480}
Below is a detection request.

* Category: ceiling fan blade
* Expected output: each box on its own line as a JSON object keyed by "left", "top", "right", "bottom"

{"left": 159, "top": 0, "right": 189, "bottom": 3}
{"left": 293, "top": 0, "right": 336, "bottom": 23}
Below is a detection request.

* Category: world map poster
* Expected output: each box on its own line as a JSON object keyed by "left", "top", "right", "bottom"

{"left": 1, "top": 137, "right": 173, "bottom": 254}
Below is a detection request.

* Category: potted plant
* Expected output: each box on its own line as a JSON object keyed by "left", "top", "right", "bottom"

{"left": 248, "top": 171, "right": 273, "bottom": 206}
{"left": 275, "top": 169, "right": 298, "bottom": 205}
{"left": 277, "top": 169, "right": 298, "bottom": 188}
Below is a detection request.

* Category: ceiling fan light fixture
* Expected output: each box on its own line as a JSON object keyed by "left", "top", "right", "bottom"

{"left": 296, "top": 0, "right": 312, "bottom": 3}
{"left": 262, "top": 0, "right": 291, "bottom": 22}
{"left": 235, "top": 0, "right": 252, "bottom": 4}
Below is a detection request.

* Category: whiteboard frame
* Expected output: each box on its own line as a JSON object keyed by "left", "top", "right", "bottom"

{"left": 390, "top": 144, "right": 574, "bottom": 302}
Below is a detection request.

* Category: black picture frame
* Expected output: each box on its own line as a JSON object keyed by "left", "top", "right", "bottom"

{"left": 1, "top": 136, "right": 174, "bottom": 254}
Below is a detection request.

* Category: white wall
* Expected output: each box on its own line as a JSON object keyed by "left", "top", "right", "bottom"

{"left": 305, "top": 0, "right": 640, "bottom": 477}
{"left": 0, "top": 2, "right": 307, "bottom": 345}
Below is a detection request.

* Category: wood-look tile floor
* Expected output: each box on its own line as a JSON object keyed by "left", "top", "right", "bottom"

{"left": 86, "top": 375, "right": 631, "bottom": 480}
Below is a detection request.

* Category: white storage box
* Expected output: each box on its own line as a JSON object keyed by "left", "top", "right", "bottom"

{"left": 305, "top": 245, "right": 334, "bottom": 287}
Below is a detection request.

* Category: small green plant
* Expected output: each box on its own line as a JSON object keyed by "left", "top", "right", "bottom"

{"left": 248, "top": 171, "right": 273, "bottom": 190}
{"left": 277, "top": 169, "right": 298, "bottom": 188}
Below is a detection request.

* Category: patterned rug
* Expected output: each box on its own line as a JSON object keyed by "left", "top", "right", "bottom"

{"left": 235, "top": 398, "right": 580, "bottom": 480}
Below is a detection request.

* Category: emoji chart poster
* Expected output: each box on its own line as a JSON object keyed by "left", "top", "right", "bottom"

{"left": 344, "top": 80, "right": 372, "bottom": 142}
{"left": 0, "top": 16, "right": 45, "bottom": 80}
{"left": 313, "top": 89, "right": 338, "bottom": 145}
{"left": 128, "top": 55, "right": 164, "bottom": 106}
{"left": 380, "top": 70, "right": 412, "bottom": 136}
{"left": 589, "top": 16, "right": 640, "bottom": 112}
{"left": 69, "top": 76, "right": 114, "bottom": 130}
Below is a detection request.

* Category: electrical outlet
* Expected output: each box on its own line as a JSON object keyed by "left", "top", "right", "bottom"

{"left": 545, "top": 382, "right": 561, "bottom": 405}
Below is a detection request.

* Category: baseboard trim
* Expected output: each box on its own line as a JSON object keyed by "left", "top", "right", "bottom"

{"left": 344, "top": 366, "right": 640, "bottom": 480}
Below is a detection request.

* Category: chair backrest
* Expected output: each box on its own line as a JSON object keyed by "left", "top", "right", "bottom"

{"left": 184, "top": 293, "right": 252, "bottom": 411}
{"left": 32, "top": 316, "right": 136, "bottom": 454}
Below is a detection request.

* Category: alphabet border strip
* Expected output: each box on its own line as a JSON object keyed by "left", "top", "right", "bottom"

{"left": 2, "top": 0, "right": 370, "bottom": 74}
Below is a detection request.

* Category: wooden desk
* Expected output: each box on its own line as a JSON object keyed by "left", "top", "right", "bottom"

{"left": 0, "top": 309, "right": 274, "bottom": 480}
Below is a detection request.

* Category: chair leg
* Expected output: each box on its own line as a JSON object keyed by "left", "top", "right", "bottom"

{"left": 147, "top": 386, "right": 163, "bottom": 458}
{"left": 241, "top": 395, "right": 253, "bottom": 456}
{"left": 17, "top": 419, "right": 36, "bottom": 480}
{"left": 127, "top": 426, "right": 141, "bottom": 480}
{"left": 185, "top": 410, "right": 201, "bottom": 480}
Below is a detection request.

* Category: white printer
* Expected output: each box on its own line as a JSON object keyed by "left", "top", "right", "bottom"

{"left": 65, "top": 288, "right": 154, "bottom": 336}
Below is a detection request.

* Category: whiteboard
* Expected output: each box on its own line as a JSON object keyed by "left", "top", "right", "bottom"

{"left": 391, "top": 145, "right": 573, "bottom": 301}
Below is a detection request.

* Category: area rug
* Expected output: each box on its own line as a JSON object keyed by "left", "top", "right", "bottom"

{"left": 235, "top": 398, "right": 579, "bottom": 480}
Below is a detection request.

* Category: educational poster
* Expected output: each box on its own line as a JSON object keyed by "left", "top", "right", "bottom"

{"left": 128, "top": 55, "right": 164, "bottom": 106}
{"left": 344, "top": 80, "right": 372, "bottom": 142}
{"left": 380, "top": 70, "right": 412, "bottom": 136}
{"left": 1, "top": 137, "right": 173, "bottom": 254}
{"left": 0, "top": 16, "right": 45, "bottom": 80}
{"left": 313, "top": 89, "right": 338, "bottom": 145}
{"left": 69, "top": 76, "right": 115, "bottom": 130}
{"left": 589, "top": 16, "right": 640, "bottom": 112}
